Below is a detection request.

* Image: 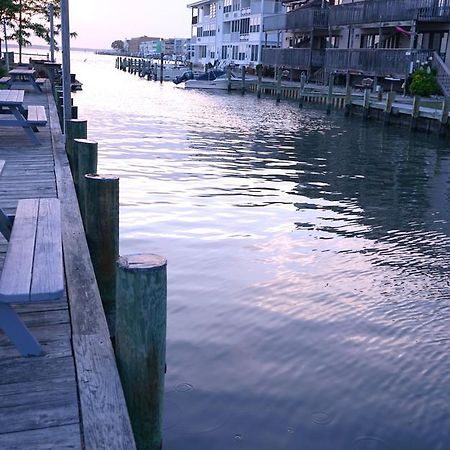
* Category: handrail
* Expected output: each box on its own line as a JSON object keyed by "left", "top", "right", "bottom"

{"left": 432, "top": 51, "right": 450, "bottom": 98}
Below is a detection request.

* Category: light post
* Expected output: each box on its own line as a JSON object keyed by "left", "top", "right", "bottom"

{"left": 61, "top": 0, "right": 72, "bottom": 131}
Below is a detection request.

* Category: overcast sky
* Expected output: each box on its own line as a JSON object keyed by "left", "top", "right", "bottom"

{"left": 69, "top": 0, "right": 192, "bottom": 49}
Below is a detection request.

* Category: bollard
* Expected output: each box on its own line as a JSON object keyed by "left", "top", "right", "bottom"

{"left": 65, "top": 119, "right": 87, "bottom": 176}
{"left": 84, "top": 174, "right": 119, "bottom": 333}
{"left": 74, "top": 139, "right": 98, "bottom": 221}
{"left": 116, "top": 254, "right": 167, "bottom": 450}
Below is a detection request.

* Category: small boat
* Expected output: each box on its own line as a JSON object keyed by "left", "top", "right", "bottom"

{"left": 173, "top": 69, "right": 240, "bottom": 90}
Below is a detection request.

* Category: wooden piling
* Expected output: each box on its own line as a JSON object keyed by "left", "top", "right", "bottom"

{"left": 116, "top": 254, "right": 167, "bottom": 450}
{"left": 299, "top": 72, "right": 306, "bottom": 108}
{"left": 160, "top": 53, "right": 164, "bottom": 84}
{"left": 276, "top": 67, "right": 282, "bottom": 103}
{"left": 363, "top": 89, "right": 371, "bottom": 120}
{"left": 326, "top": 73, "right": 334, "bottom": 115}
{"left": 227, "top": 66, "right": 232, "bottom": 93}
{"left": 65, "top": 119, "right": 87, "bottom": 176}
{"left": 74, "top": 139, "right": 98, "bottom": 222}
{"left": 257, "top": 65, "right": 262, "bottom": 98}
{"left": 384, "top": 91, "right": 396, "bottom": 124}
{"left": 84, "top": 174, "right": 119, "bottom": 333}
{"left": 411, "top": 95, "right": 420, "bottom": 130}
{"left": 71, "top": 105, "right": 78, "bottom": 119}
{"left": 439, "top": 99, "right": 449, "bottom": 136}
{"left": 241, "top": 66, "right": 246, "bottom": 95}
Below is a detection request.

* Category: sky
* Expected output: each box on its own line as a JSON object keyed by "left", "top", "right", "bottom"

{"left": 69, "top": 0, "right": 192, "bottom": 49}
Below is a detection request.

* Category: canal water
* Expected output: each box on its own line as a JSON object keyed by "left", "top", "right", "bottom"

{"left": 72, "top": 52, "right": 450, "bottom": 450}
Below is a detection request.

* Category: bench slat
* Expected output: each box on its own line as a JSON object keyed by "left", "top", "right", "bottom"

{"left": 30, "top": 199, "right": 64, "bottom": 301}
{"left": 27, "top": 105, "right": 47, "bottom": 126}
{"left": 0, "top": 199, "right": 39, "bottom": 302}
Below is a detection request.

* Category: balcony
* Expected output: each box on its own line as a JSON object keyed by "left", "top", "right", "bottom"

{"left": 329, "top": 0, "right": 450, "bottom": 27}
{"left": 263, "top": 14, "right": 287, "bottom": 32}
{"left": 325, "top": 48, "right": 434, "bottom": 78}
{"left": 261, "top": 47, "right": 325, "bottom": 69}
{"left": 287, "top": 8, "right": 329, "bottom": 30}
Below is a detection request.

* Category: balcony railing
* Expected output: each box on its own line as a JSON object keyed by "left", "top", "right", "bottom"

{"left": 330, "top": 0, "right": 450, "bottom": 26}
{"left": 263, "top": 14, "right": 287, "bottom": 32}
{"left": 325, "top": 48, "right": 434, "bottom": 77}
{"left": 287, "top": 8, "right": 329, "bottom": 30}
{"left": 261, "top": 47, "right": 325, "bottom": 69}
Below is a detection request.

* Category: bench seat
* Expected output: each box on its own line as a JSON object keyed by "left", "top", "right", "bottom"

{"left": 35, "top": 77, "right": 47, "bottom": 85}
{"left": 27, "top": 105, "right": 48, "bottom": 126}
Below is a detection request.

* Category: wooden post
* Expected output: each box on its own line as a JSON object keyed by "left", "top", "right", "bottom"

{"left": 160, "top": 53, "right": 164, "bottom": 84}
{"left": 326, "top": 72, "right": 334, "bottom": 115}
{"left": 344, "top": 83, "right": 352, "bottom": 117}
{"left": 377, "top": 85, "right": 383, "bottom": 102}
{"left": 384, "top": 91, "right": 396, "bottom": 124}
{"left": 439, "top": 99, "right": 449, "bottom": 136}
{"left": 411, "top": 95, "right": 420, "bottom": 130}
{"left": 257, "top": 65, "right": 262, "bottom": 99}
{"left": 276, "top": 67, "right": 282, "bottom": 103}
{"left": 71, "top": 105, "right": 78, "bottom": 119}
{"left": 227, "top": 66, "right": 232, "bottom": 93}
{"left": 299, "top": 72, "right": 306, "bottom": 108}
{"left": 241, "top": 65, "right": 246, "bottom": 95}
{"left": 74, "top": 139, "right": 98, "bottom": 222}
{"left": 363, "top": 88, "right": 371, "bottom": 120}
{"left": 65, "top": 119, "right": 87, "bottom": 177}
{"left": 116, "top": 254, "right": 167, "bottom": 450}
{"left": 85, "top": 174, "right": 119, "bottom": 333}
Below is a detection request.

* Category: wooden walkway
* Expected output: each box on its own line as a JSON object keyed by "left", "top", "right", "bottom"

{"left": 0, "top": 87, "right": 135, "bottom": 449}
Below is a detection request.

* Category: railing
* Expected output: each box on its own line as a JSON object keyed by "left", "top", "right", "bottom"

{"left": 261, "top": 47, "right": 325, "bottom": 69}
{"left": 433, "top": 51, "right": 450, "bottom": 97}
{"left": 287, "top": 8, "right": 329, "bottom": 30}
{"left": 330, "top": 0, "right": 450, "bottom": 26}
{"left": 263, "top": 13, "right": 287, "bottom": 31}
{"left": 325, "top": 48, "right": 433, "bottom": 77}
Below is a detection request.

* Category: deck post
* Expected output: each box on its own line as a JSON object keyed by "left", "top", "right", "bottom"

{"left": 439, "top": 99, "right": 449, "bottom": 136}
{"left": 65, "top": 119, "right": 87, "bottom": 177}
{"left": 411, "top": 95, "right": 420, "bottom": 130}
{"left": 257, "top": 65, "right": 262, "bottom": 98}
{"left": 384, "top": 91, "right": 396, "bottom": 125}
{"left": 363, "top": 88, "right": 371, "bottom": 120}
{"left": 74, "top": 139, "right": 98, "bottom": 222}
{"left": 116, "top": 254, "right": 167, "bottom": 450}
{"left": 241, "top": 65, "right": 246, "bottom": 95}
{"left": 326, "top": 72, "right": 334, "bottom": 115}
{"left": 299, "top": 72, "right": 306, "bottom": 108}
{"left": 84, "top": 174, "right": 119, "bottom": 334}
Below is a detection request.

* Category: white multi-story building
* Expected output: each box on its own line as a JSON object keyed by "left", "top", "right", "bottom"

{"left": 187, "top": 0, "right": 284, "bottom": 67}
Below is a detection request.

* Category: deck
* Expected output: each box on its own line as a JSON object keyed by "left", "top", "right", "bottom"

{"left": 0, "top": 87, "right": 135, "bottom": 449}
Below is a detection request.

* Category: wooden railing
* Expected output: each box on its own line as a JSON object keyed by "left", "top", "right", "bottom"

{"left": 330, "top": 0, "right": 450, "bottom": 26}
{"left": 263, "top": 13, "right": 286, "bottom": 32}
{"left": 261, "top": 48, "right": 325, "bottom": 69}
{"left": 433, "top": 51, "right": 450, "bottom": 97}
{"left": 325, "top": 48, "right": 433, "bottom": 77}
{"left": 286, "top": 8, "right": 329, "bottom": 30}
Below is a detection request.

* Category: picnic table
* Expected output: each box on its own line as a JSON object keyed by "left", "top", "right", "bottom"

{"left": 0, "top": 89, "right": 47, "bottom": 145}
{"left": 7, "top": 68, "right": 46, "bottom": 92}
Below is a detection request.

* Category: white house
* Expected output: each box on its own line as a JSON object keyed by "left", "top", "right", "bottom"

{"left": 187, "top": 0, "right": 284, "bottom": 67}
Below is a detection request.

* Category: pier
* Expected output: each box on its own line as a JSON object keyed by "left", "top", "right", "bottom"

{"left": 0, "top": 87, "right": 136, "bottom": 449}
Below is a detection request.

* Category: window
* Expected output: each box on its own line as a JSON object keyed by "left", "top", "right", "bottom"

{"left": 238, "top": 43, "right": 246, "bottom": 60}
{"left": 233, "top": 0, "right": 240, "bottom": 12}
{"left": 231, "top": 20, "right": 240, "bottom": 33}
{"left": 250, "top": 44, "right": 259, "bottom": 61}
{"left": 240, "top": 18, "right": 250, "bottom": 35}
{"left": 232, "top": 45, "right": 238, "bottom": 59}
{"left": 250, "top": 17, "right": 260, "bottom": 33}
{"left": 197, "top": 27, "right": 203, "bottom": 38}
{"left": 199, "top": 45, "right": 207, "bottom": 58}
{"left": 222, "top": 45, "right": 228, "bottom": 59}
{"left": 210, "top": 2, "right": 217, "bottom": 18}
{"left": 224, "top": 0, "right": 232, "bottom": 13}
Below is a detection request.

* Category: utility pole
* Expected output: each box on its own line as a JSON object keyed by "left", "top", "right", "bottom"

{"left": 61, "top": 0, "right": 72, "bottom": 132}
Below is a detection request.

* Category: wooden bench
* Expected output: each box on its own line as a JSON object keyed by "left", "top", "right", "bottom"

{"left": 35, "top": 77, "right": 47, "bottom": 85}
{"left": 0, "top": 161, "right": 64, "bottom": 356}
{"left": 0, "top": 76, "right": 11, "bottom": 85}
{"left": 27, "top": 105, "right": 48, "bottom": 126}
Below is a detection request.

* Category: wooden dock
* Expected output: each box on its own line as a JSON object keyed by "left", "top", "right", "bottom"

{"left": 0, "top": 87, "right": 136, "bottom": 449}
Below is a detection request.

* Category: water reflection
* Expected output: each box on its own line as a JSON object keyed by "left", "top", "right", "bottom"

{"left": 73, "top": 53, "right": 450, "bottom": 450}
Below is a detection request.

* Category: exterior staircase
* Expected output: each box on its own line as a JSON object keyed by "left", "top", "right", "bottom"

{"left": 433, "top": 52, "right": 450, "bottom": 98}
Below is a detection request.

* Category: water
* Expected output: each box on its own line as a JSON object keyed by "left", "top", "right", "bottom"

{"left": 71, "top": 52, "right": 450, "bottom": 450}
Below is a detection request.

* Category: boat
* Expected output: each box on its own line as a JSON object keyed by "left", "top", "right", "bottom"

{"left": 173, "top": 69, "right": 241, "bottom": 90}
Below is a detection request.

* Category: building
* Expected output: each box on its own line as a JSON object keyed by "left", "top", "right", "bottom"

{"left": 139, "top": 39, "right": 165, "bottom": 57}
{"left": 125, "top": 36, "right": 161, "bottom": 55}
{"left": 164, "top": 38, "right": 190, "bottom": 60}
{"left": 187, "top": 0, "right": 284, "bottom": 67}
{"left": 261, "top": 0, "right": 450, "bottom": 95}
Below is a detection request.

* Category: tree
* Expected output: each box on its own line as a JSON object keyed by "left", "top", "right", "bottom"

{"left": 0, "top": 0, "right": 19, "bottom": 68}
{"left": 111, "top": 40, "right": 124, "bottom": 52}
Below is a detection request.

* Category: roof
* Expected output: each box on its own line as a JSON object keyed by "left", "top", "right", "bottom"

{"left": 187, "top": 0, "right": 211, "bottom": 8}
